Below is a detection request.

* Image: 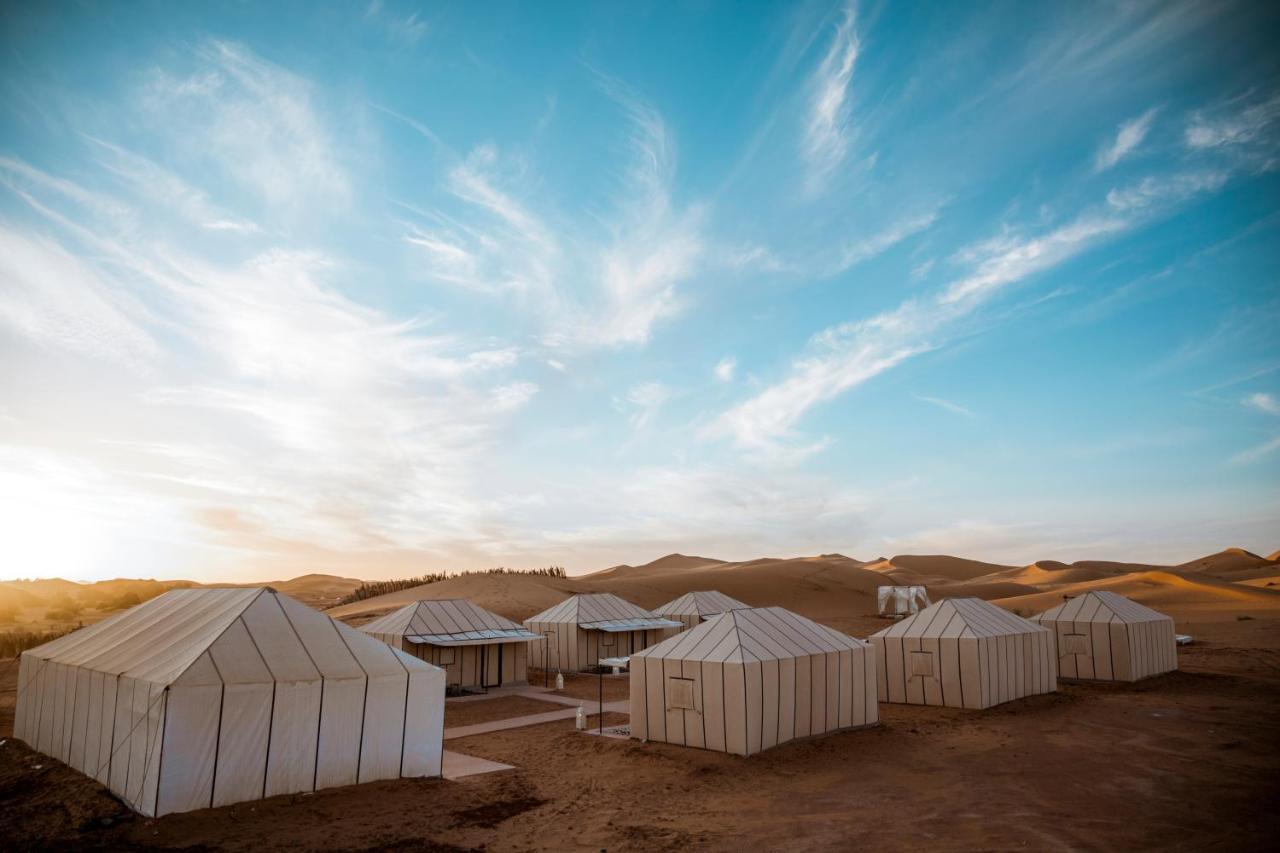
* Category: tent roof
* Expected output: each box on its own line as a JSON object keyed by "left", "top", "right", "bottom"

{"left": 359, "top": 598, "right": 527, "bottom": 637}
{"left": 1032, "top": 590, "right": 1172, "bottom": 625}
{"left": 634, "top": 606, "right": 868, "bottom": 663}
{"left": 871, "top": 597, "right": 1049, "bottom": 640}
{"left": 653, "top": 590, "right": 749, "bottom": 618}
{"left": 525, "top": 593, "right": 660, "bottom": 626}
{"left": 23, "top": 587, "right": 435, "bottom": 687}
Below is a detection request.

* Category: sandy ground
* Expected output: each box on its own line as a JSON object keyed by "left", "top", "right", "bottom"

{"left": 444, "top": 695, "right": 567, "bottom": 729}
{"left": 3, "top": 617, "right": 1278, "bottom": 852}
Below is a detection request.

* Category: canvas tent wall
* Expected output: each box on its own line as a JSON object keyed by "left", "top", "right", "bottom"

{"left": 1032, "top": 591, "right": 1177, "bottom": 682}
{"left": 524, "top": 593, "right": 682, "bottom": 672}
{"left": 870, "top": 597, "right": 1056, "bottom": 710}
{"left": 630, "top": 607, "right": 878, "bottom": 756}
{"left": 359, "top": 598, "right": 540, "bottom": 689}
{"left": 653, "top": 590, "right": 750, "bottom": 633}
{"left": 877, "top": 585, "right": 930, "bottom": 617}
{"left": 13, "top": 587, "right": 445, "bottom": 817}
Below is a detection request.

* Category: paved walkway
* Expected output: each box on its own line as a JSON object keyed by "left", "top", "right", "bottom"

{"left": 441, "top": 750, "right": 515, "bottom": 779}
{"left": 443, "top": 698, "right": 630, "bottom": 741}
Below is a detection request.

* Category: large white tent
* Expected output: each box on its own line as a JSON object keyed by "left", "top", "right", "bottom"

{"left": 523, "top": 593, "right": 682, "bottom": 672}
{"left": 359, "top": 598, "right": 542, "bottom": 690}
{"left": 630, "top": 607, "right": 878, "bottom": 756}
{"left": 1032, "top": 591, "right": 1177, "bottom": 682}
{"left": 14, "top": 587, "right": 445, "bottom": 817}
{"left": 871, "top": 597, "right": 1056, "bottom": 709}
{"left": 652, "top": 590, "right": 749, "bottom": 633}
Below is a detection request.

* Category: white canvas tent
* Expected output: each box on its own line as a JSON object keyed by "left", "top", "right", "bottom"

{"left": 877, "top": 585, "right": 930, "bottom": 617}
{"left": 359, "top": 598, "right": 542, "bottom": 690}
{"left": 524, "top": 593, "right": 682, "bottom": 672}
{"left": 653, "top": 590, "right": 749, "bottom": 632}
{"left": 871, "top": 597, "right": 1056, "bottom": 709}
{"left": 630, "top": 607, "right": 878, "bottom": 756}
{"left": 13, "top": 587, "right": 445, "bottom": 817}
{"left": 1032, "top": 591, "right": 1177, "bottom": 682}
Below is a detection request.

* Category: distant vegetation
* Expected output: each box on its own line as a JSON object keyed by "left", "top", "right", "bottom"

{"left": 333, "top": 566, "right": 567, "bottom": 607}
{"left": 0, "top": 626, "right": 82, "bottom": 659}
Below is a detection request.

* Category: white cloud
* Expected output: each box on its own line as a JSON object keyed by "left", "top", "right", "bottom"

{"left": 1105, "top": 170, "right": 1228, "bottom": 212}
{"left": 1186, "top": 90, "right": 1280, "bottom": 149}
{"left": 829, "top": 209, "right": 940, "bottom": 275}
{"left": 365, "top": 2, "right": 429, "bottom": 45}
{"left": 0, "top": 227, "right": 159, "bottom": 367}
{"left": 616, "top": 381, "right": 671, "bottom": 429}
{"left": 913, "top": 394, "right": 976, "bottom": 418}
{"left": 1244, "top": 392, "right": 1280, "bottom": 416}
{"left": 142, "top": 40, "right": 350, "bottom": 211}
{"left": 714, "top": 356, "right": 737, "bottom": 382}
{"left": 713, "top": 165, "right": 1234, "bottom": 452}
{"left": 802, "top": 2, "right": 859, "bottom": 193}
{"left": 1230, "top": 435, "right": 1280, "bottom": 465}
{"left": 1095, "top": 107, "right": 1159, "bottom": 171}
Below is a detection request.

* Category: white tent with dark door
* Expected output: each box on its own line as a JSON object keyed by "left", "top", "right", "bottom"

{"left": 523, "top": 593, "right": 682, "bottom": 672}
{"left": 1032, "top": 591, "right": 1177, "bottom": 682}
{"left": 359, "top": 598, "right": 542, "bottom": 690}
{"left": 653, "top": 590, "right": 749, "bottom": 633}
{"left": 13, "top": 587, "right": 445, "bottom": 817}
{"left": 870, "top": 597, "right": 1056, "bottom": 709}
{"left": 630, "top": 607, "right": 878, "bottom": 756}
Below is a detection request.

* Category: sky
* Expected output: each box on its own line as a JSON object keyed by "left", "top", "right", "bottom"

{"left": 0, "top": 1, "right": 1278, "bottom": 583}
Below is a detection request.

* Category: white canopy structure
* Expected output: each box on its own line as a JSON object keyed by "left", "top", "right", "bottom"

{"left": 630, "top": 607, "right": 878, "bottom": 756}
{"left": 359, "top": 598, "right": 542, "bottom": 689}
{"left": 871, "top": 597, "right": 1056, "bottom": 709}
{"left": 877, "top": 585, "right": 930, "bottom": 617}
{"left": 14, "top": 587, "right": 445, "bottom": 817}
{"left": 653, "top": 590, "right": 749, "bottom": 632}
{"left": 1032, "top": 591, "right": 1177, "bottom": 682}
{"left": 524, "top": 593, "right": 682, "bottom": 672}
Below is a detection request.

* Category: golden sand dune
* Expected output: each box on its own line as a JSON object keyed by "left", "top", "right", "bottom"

{"left": 866, "top": 554, "right": 1016, "bottom": 582}
{"left": 996, "top": 569, "right": 1280, "bottom": 622}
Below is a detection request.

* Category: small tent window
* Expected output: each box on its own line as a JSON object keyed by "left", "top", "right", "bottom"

{"left": 599, "top": 632, "right": 616, "bottom": 647}
{"left": 909, "top": 651, "right": 935, "bottom": 677}
{"left": 1062, "top": 634, "right": 1090, "bottom": 656}
{"left": 667, "top": 676, "right": 696, "bottom": 710}
{"left": 437, "top": 648, "right": 456, "bottom": 665}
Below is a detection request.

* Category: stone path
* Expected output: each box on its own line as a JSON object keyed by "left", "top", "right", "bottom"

{"left": 443, "top": 697, "right": 630, "bottom": 741}
{"left": 441, "top": 750, "right": 515, "bottom": 779}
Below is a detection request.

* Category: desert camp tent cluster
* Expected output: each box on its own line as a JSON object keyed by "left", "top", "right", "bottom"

{"left": 13, "top": 584, "right": 1181, "bottom": 813}
{"left": 523, "top": 593, "right": 682, "bottom": 672}
{"left": 653, "top": 590, "right": 750, "bottom": 632}
{"left": 870, "top": 597, "right": 1057, "bottom": 710}
{"left": 359, "top": 598, "right": 541, "bottom": 690}
{"left": 13, "top": 588, "right": 445, "bottom": 817}
{"left": 630, "top": 607, "right": 878, "bottom": 756}
{"left": 1032, "top": 590, "right": 1177, "bottom": 682}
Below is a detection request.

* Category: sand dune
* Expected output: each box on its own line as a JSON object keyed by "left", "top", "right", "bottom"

{"left": 996, "top": 570, "right": 1280, "bottom": 622}
{"left": 326, "top": 572, "right": 591, "bottom": 624}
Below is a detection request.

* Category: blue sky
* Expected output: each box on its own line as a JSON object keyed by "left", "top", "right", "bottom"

{"left": 1, "top": 1, "right": 1277, "bottom": 582}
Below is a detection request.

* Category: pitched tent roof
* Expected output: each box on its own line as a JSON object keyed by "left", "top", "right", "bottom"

{"left": 871, "top": 596, "right": 1048, "bottom": 640}
{"left": 525, "top": 593, "right": 681, "bottom": 631}
{"left": 23, "top": 586, "right": 434, "bottom": 686}
{"left": 358, "top": 599, "right": 542, "bottom": 647}
{"left": 636, "top": 606, "right": 869, "bottom": 663}
{"left": 1032, "top": 590, "right": 1172, "bottom": 624}
{"left": 653, "top": 590, "right": 749, "bottom": 619}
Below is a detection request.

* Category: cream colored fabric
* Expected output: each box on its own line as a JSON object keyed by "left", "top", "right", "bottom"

{"left": 630, "top": 607, "right": 878, "bottom": 756}
{"left": 653, "top": 591, "right": 749, "bottom": 632}
{"left": 524, "top": 594, "right": 675, "bottom": 672}
{"left": 15, "top": 588, "right": 445, "bottom": 817}
{"left": 871, "top": 597, "right": 1057, "bottom": 709}
{"left": 1032, "top": 591, "right": 1177, "bottom": 682}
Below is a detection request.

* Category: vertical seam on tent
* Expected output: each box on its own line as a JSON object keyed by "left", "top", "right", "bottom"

{"left": 122, "top": 679, "right": 138, "bottom": 799}
{"left": 313, "top": 677, "right": 325, "bottom": 792}
{"left": 104, "top": 674, "right": 120, "bottom": 788}
{"left": 271, "top": 593, "right": 326, "bottom": 792}
{"left": 210, "top": 683, "right": 226, "bottom": 810}
{"left": 955, "top": 636, "right": 965, "bottom": 709}
{"left": 262, "top": 682, "right": 277, "bottom": 799}
{"left": 152, "top": 687, "right": 169, "bottom": 815}
{"left": 398, "top": 672, "right": 410, "bottom": 778}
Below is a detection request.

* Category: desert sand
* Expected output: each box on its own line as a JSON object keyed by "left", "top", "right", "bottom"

{"left": 2, "top": 546, "right": 1279, "bottom": 850}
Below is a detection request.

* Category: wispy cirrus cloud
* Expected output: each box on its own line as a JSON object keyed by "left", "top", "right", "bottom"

{"left": 1230, "top": 436, "right": 1280, "bottom": 465}
{"left": 142, "top": 40, "right": 351, "bottom": 212}
{"left": 1186, "top": 90, "right": 1280, "bottom": 150}
{"left": 711, "top": 164, "right": 1235, "bottom": 452}
{"left": 913, "top": 394, "right": 976, "bottom": 419}
{"left": 827, "top": 208, "right": 941, "bottom": 275}
{"left": 1095, "top": 107, "right": 1159, "bottom": 171}
{"left": 714, "top": 356, "right": 737, "bottom": 382}
{"left": 1244, "top": 392, "right": 1280, "bottom": 416}
{"left": 802, "top": 2, "right": 859, "bottom": 195}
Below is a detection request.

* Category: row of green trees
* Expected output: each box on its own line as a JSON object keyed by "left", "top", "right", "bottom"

{"left": 332, "top": 566, "right": 567, "bottom": 607}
